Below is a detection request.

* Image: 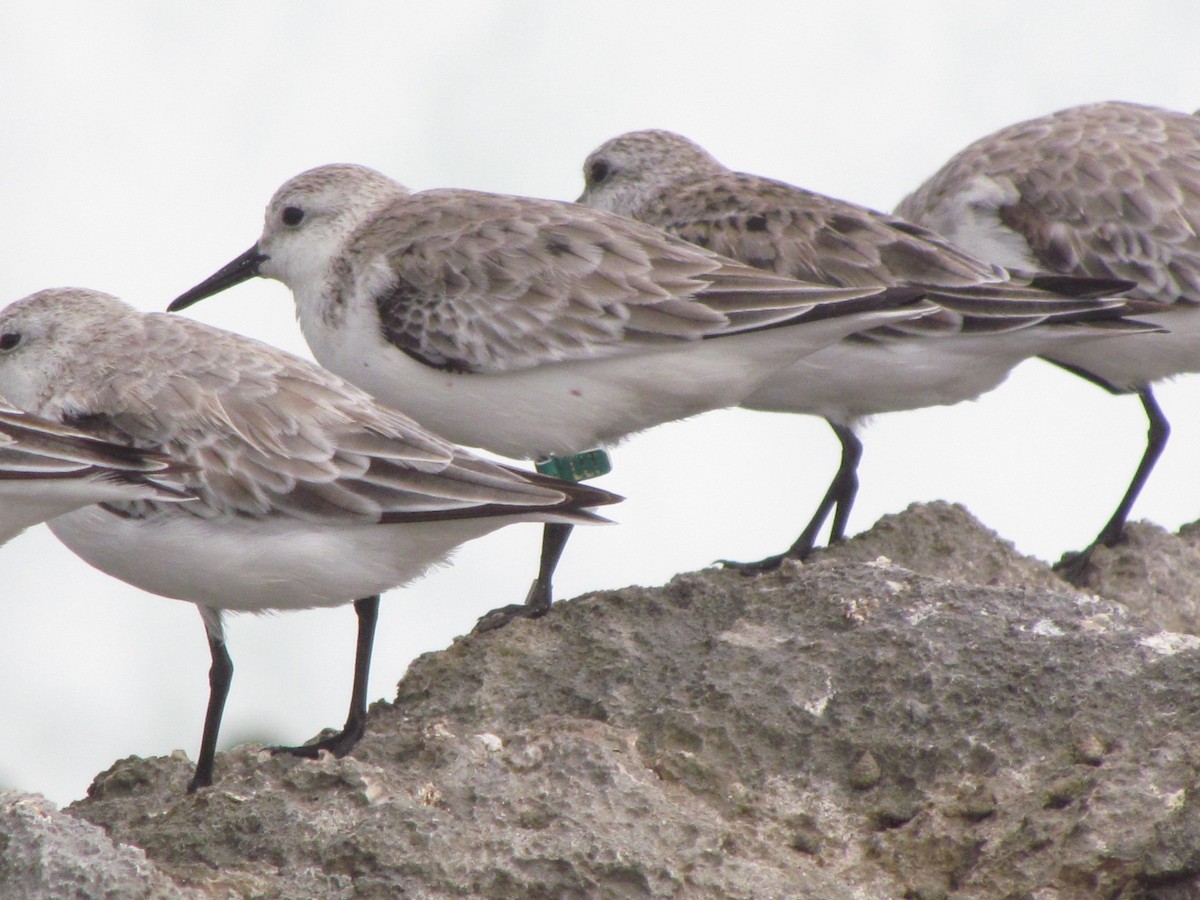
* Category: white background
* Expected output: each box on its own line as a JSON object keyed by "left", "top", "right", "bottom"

{"left": 2, "top": 1, "right": 1198, "bottom": 805}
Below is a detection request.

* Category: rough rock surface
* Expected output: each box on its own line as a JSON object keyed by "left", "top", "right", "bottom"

{"left": 6, "top": 501, "right": 1200, "bottom": 898}
{"left": 1068, "top": 519, "right": 1200, "bottom": 635}
{"left": 0, "top": 790, "right": 190, "bottom": 898}
{"left": 808, "top": 500, "right": 1069, "bottom": 593}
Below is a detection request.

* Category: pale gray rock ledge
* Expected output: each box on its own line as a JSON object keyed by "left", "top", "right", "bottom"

{"left": 0, "top": 791, "right": 192, "bottom": 899}
{"left": 4, "top": 501, "right": 1200, "bottom": 898}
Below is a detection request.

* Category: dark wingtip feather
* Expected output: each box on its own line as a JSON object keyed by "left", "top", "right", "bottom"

{"left": 1026, "top": 274, "right": 1137, "bottom": 299}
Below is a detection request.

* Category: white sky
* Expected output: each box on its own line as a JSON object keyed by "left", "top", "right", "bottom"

{"left": 2, "top": 1, "right": 1198, "bottom": 806}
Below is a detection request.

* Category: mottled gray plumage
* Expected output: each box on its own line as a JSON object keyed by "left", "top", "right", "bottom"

{"left": 0, "top": 289, "right": 613, "bottom": 528}
{"left": 579, "top": 129, "right": 1139, "bottom": 336}
{"left": 171, "top": 163, "right": 935, "bottom": 620}
{"left": 896, "top": 101, "right": 1200, "bottom": 316}
{"left": 341, "top": 184, "right": 910, "bottom": 375}
{"left": 0, "top": 403, "right": 194, "bottom": 545}
{"left": 0, "top": 404, "right": 182, "bottom": 477}
{"left": 0, "top": 287, "right": 620, "bottom": 791}
{"left": 895, "top": 101, "right": 1200, "bottom": 579}
{"left": 577, "top": 128, "right": 1144, "bottom": 568}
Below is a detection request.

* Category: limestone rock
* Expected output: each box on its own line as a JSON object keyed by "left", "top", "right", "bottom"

{"left": 0, "top": 790, "right": 189, "bottom": 899}
{"left": 13, "top": 502, "right": 1200, "bottom": 897}
{"left": 1068, "top": 518, "right": 1200, "bottom": 634}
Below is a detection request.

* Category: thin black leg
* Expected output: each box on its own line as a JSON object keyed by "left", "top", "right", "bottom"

{"left": 272, "top": 595, "right": 380, "bottom": 759}
{"left": 824, "top": 422, "right": 863, "bottom": 546}
{"left": 1095, "top": 387, "right": 1169, "bottom": 547}
{"left": 526, "top": 522, "right": 573, "bottom": 613}
{"left": 189, "top": 609, "right": 232, "bottom": 793}
{"left": 1056, "top": 386, "right": 1169, "bottom": 584}
{"left": 721, "top": 420, "right": 863, "bottom": 574}
{"left": 472, "top": 522, "right": 574, "bottom": 633}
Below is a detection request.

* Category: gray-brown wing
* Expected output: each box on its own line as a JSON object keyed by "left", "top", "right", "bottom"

{"left": 0, "top": 405, "right": 186, "bottom": 476}
{"left": 896, "top": 102, "right": 1200, "bottom": 306}
{"left": 345, "top": 188, "right": 887, "bottom": 374}
{"left": 636, "top": 172, "right": 1135, "bottom": 333}
{"left": 640, "top": 172, "right": 1007, "bottom": 287}
{"left": 77, "top": 313, "right": 619, "bottom": 524}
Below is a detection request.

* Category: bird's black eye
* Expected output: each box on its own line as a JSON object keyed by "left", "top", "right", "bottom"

{"left": 281, "top": 206, "right": 305, "bottom": 226}
{"left": 589, "top": 160, "right": 611, "bottom": 185}
{"left": 0, "top": 333, "right": 20, "bottom": 351}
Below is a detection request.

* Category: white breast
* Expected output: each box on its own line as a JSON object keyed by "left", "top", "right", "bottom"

{"left": 299, "top": 292, "right": 930, "bottom": 458}
{"left": 48, "top": 505, "right": 522, "bottom": 612}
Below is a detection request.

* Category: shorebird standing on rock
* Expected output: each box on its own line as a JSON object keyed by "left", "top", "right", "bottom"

{"left": 896, "top": 101, "right": 1200, "bottom": 581}
{"left": 0, "top": 287, "right": 619, "bottom": 791}
{"left": 577, "top": 128, "right": 1148, "bottom": 570}
{"left": 171, "top": 162, "right": 935, "bottom": 625}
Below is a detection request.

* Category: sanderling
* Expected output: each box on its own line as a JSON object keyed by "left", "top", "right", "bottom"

{"left": 895, "top": 101, "right": 1200, "bottom": 581}
{"left": 0, "top": 404, "right": 193, "bottom": 545}
{"left": 169, "top": 162, "right": 934, "bottom": 625}
{"left": 0, "top": 288, "right": 619, "bottom": 791}
{"left": 576, "top": 129, "right": 1147, "bottom": 570}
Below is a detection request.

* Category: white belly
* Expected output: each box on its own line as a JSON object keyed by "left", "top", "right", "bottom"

{"left": 48, "top": 505, "right": 521, "bottom": 612}
{"left": 741, "top": 327, "right": 1100, "bottom": 423}
{"left": 0, "top": 478, "right": 163, "bottom": 546}
{"left": 903, "top": 174, "right": 1042, "bottom": 272}
{"left": 1041, "top": 306, "right": 1200, "bottom": 391}
{"left": 303, "top": 302, "right": 923, "bottom": 458}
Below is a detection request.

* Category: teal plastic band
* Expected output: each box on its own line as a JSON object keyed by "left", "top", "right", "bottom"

{"left": 536, "top": 449, "right": 613, "bottom": 483}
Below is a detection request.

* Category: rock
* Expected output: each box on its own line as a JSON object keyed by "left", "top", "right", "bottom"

{"left": 810, "top": 500, "right": 1068, "bottom": 593}
{"left": 24, "top": 503, "right": 1200, "bottom": 896}
{"left": 0, "top": 790, "right": 189, "bottom": 899}
{"left": 1068, "top": 518, "right": 1200, "bottom": 634}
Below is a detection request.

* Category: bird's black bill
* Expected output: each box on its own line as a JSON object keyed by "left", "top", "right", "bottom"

{"left": 168, "top": 245, "right": 267, "bottom": 312}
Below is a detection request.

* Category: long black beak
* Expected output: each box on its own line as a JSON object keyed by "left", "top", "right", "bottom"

{"left": 168, "top": 245, "right": 268, "bottom": 312}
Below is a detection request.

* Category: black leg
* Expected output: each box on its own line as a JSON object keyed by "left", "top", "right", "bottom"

{"left": 472, "top": 522, "right": 575, "bottom": 633}
{"left": 1095, "top": 387, "right": 1169, "bottom": 547}
{"left": 272, "top": 595, "right": 380, "bottom": 759}
{"left": 824, "top": 422, "right": 863, "bottom": 546}
{"left": 1056, "top": 387, "right": 1169, "bottom": 584}
{"left": 189, "top": 608, "right": 232, "bottom": 793}
{"left": 526, "top": 522, "right": 573, "bottom": 613}
{"left": 721, "top": 420, "right": 863, "bottom": 574}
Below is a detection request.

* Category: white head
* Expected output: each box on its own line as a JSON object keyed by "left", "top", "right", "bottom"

{"left": 257, "top": 164, "right": 409, "bottom": 287}
{"left": 0, "top": 288, "right": 141, "bottom": 417}
{"left": 577, "top": 129, "right": 728, "bottom": 219}
{"left": 170, "top": 163, "right": 409, "bottom": 311}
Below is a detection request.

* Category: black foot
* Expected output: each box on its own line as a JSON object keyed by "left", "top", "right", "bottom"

{"left": 717, "top": 553, "right": 790, "bottom": 575}
{"left": 471, "top": 602, "right": 550, "bottom": 634}
{"left": 471, "top": 572, "right": 556, "bottom": 635}
{"left": 524, "top": 575, "right": 552, "bottom": 615}
{"left": 270, "top": 721, "right": 365, "bottom": 760}
{"left": 186, "top": 772, "right": 211, "bottom": 794}
{"left": 1053, "top": 546, "right": 1097, "bottom": 586}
